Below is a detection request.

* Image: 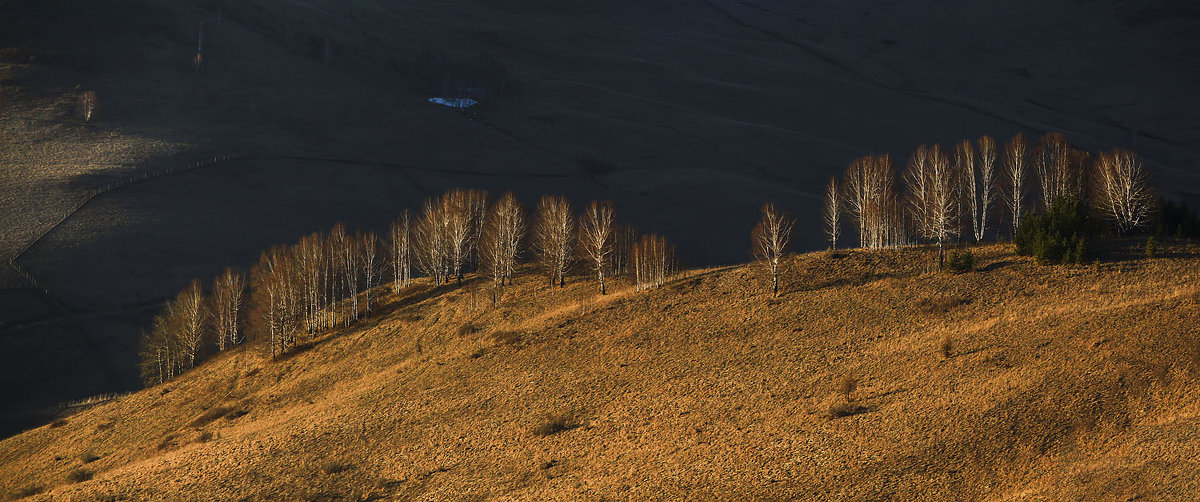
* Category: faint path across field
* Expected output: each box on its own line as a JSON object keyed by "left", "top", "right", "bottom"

{"left": 5, "top": 152, "right": 249, "bottom": 305}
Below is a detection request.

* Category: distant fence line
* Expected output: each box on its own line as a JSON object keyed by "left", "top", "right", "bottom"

{"left": 3, "top": 152, "right": 252, "bottom": 300}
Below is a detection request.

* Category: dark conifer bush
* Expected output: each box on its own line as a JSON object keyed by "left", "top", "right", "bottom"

{"left": 1015, "top": 196, "right": 1091, "bottom": 265}
{"left": 946, "top": 250, "right": 975, "bottom": 273}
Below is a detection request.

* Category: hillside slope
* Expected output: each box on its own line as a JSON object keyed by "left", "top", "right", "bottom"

{"left": 3, "top": 0, "right": 1200, "bottom": 432}
{"left": 2, "top": 245, "right": 1199, "bottom": 500}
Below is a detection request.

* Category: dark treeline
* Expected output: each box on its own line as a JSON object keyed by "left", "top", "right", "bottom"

{"left": 138, "top": 189, "right": 677, "bottom": 386}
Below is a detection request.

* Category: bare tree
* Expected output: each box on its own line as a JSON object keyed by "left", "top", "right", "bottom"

{"left": 907, "top": 144, "right": 959, "bottom": 268}
{"left": 928, "top": 145, "right": 959, "bottom": 268}
{"left": 1002, "top": 133, "right": 1028, "bottom": 237}
{"left": 211, "top": 267, "right": 246, "bottom": 352}
{"left": 972, "top": 135, "right": 997, "bottom": 241}
{"left": 327, "top": 224, "right": 349, "bottom": 326}
{"left": 295, "top": 233, "right": 324, "bottom": 337}
{"left": 751, "top": 203, "right": 793, "bottom": 296}
{"left": 250, "top": 246, "right": 302, "bottom": 358}
{"left": 496, "top": 192, "right": 525, "bottom": 285}
{"left": 442, "top": 190, "right": 474, "bottom": 284}
{"left": 844, "top": 155, "right": 900, "bottom": 249}
{"left": 905, "top": 144, "right": 933, "bottom": 242}
{"left": 481, "top": 191, "right": 526, "bottom": 288}
{"left": 344, "top": 231, "right": 361, "bottom": 322}
{"left": 390, "top": 211, "right": 413, "bottom": 292}
{"left": 138, "top": 312, "right": 179, "bottom": 386}
{"left": 464, "top": 189, "right": 490, "bottom": 272}
{"left": 955, "top": 140, "right": 977, "bottom": 242}
{"left": 360, "top": 231, "right": 380, "bottom": 314}
{"left": 612, "top": 224, "right": 637, "bottom": 277}
{"left": 173, "top": 279, "right": 208, "bottom": 369}
{"left": 1034, "top": 132, "right": 1084, "bottom": 210}
{"left": 77, "top": 90, "right": 97, "bottom": 122}
{"left": 533, "top": 195, "right": 574, "bottom": 287}
{"left": 632, "top": 234, "right": 677, "bottom": 291}
{"left": 844, "top": 157, "right": 873, "bottom": 249}
{"left": 416, "top": 197, "right": 450, "bottom": 285}
{"left": 822, "top": 176, "right": 841, "bottom": 250}
{"left": 578, "top": 200, "right": 617, "bottom": 294}
{"left": 1094, "top": 149, "right": 1154, "bottom": 234}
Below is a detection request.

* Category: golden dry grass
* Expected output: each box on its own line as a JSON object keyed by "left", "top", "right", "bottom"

{"left": 2, "top": 245, "right": 1200, "bottom": 500}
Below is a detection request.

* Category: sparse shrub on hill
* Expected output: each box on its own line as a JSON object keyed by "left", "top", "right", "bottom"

{"left": 1015, "top": 195, "right": 1091, "bottom": 265}
{"left": 751, "top": 203, "right": 794, "bottom": 296}
{"left": 946, "top": 250, "right": 975, "bottom": 273}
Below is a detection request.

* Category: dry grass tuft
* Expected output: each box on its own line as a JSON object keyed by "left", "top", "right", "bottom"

{"left": 320, "top": 461, "right": 352, "bottom": 475}
{"left": 12, "top": 485, "right": 45, "bottom": 498}
{"left": 490, "top": 330, "right": 522, "bottom": 346}
{"left": 827, "top": 399, "right": 863, "bottom": 419}
{"left": 189, "top": 406, "right": 231, "bottom": 428}
{"left": 224, "top": 409, "right": 250, "bottom": 421}
{"left": 915, "top": 295, "right": 971, "bottom": 315}
{"left": 196, "top": 431, "right": 214, "bottom": 443}
{"left": 456, "top": 323, "right": 480, "bottom": 336}
{"left": 532, "top": 414, "right": 582, "bottom": 437}
{"left": 156, "top": 433, "right": 180, "bottom": 451}
{"left": 66, "top": 468, "right": 93, "bottom": 483}
{"left": 80, "top": 451, "right": 100, "bottom": 464}
{"left": 941, "top": 335, "right": 954, "bottom": 359}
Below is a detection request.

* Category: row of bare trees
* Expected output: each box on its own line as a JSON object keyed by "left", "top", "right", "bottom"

{"left": 140, "top": 189, "right": 680, "bottom": 384}
{"left": 138, "top": 270, "right": 246, "bottom": 386}
{"left": 822, "top": 132, "right": 1156, "bottom": 265}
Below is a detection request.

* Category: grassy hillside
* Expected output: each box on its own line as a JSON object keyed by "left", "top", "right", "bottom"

{"left": 2, "top": 244, "right": 1199, "bottom": 500}
{"left": 3, "top": 0, "right": 1199, "bottom": 433}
